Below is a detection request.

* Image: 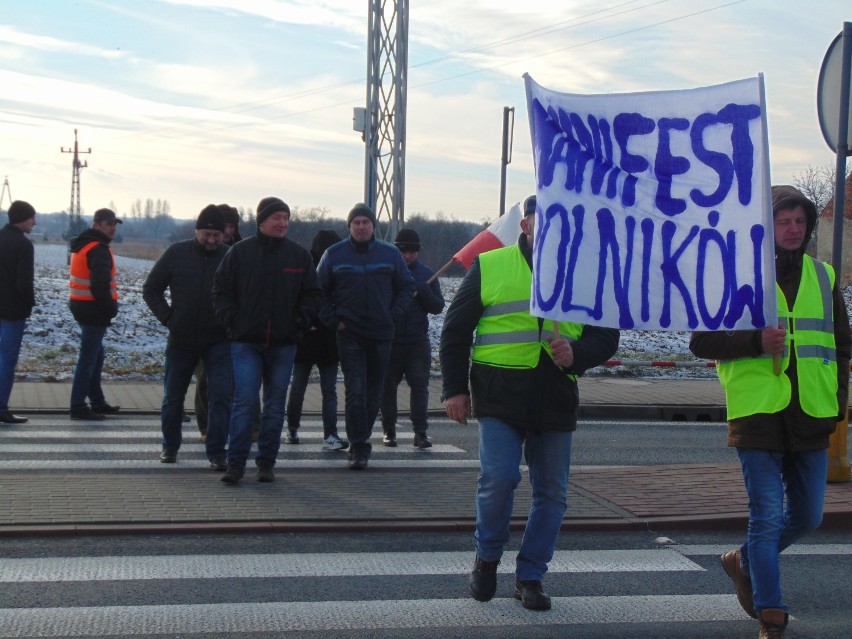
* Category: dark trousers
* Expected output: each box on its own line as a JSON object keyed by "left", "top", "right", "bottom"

{"left": 337, "top": 331, "right": 392, "bottom": 458}
{"left": 381, "top": 339, "right": 431, "bottom": 435}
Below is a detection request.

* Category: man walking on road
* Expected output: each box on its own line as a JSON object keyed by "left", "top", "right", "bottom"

{"left": 0, "top": 200, "right": 37, "bottom": 424}
{"left": 690, "top": 185, "right": 850, "bottom": 639}
{"left": 440, "top": 195, "right": 619, "bottom": 611}
{"left": 68, "top": 208, "right": 122, "bottom": 421}
{"left": 317, "top": 203, "right": 414, "bottom": 470}
{"left": 380, "top": 227, "right": 444, "bottom": 448}
{"left": 213, "top": 196, "right": 320, "bottom": 485}
{"left": 143, "top": 205, "right": 232, "bottom": 469}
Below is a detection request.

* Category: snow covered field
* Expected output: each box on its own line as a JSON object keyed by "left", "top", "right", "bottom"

{"left": 19, "top": 242, "right": 817, "bottom": 382}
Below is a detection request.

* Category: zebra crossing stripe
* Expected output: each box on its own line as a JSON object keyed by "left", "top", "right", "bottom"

{"left": 0, "top": 549, "right": 703, "bottom": 582}
{"left": 0, "top": 594, "right": 749, "bottom": 636}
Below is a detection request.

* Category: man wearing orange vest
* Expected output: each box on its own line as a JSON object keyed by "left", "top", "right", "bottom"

{"left": 68, "top": 208, "right": 122, "bottom": 420}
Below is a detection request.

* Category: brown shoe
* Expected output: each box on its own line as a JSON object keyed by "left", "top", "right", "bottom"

{"left": 758, "top": 608, "right": 788, "bottom": 639}
{"left": 720, "top": 549, "right": 756, "bottom": 618}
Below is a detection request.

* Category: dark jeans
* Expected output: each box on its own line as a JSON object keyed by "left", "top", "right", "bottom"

{"left": 0, "top": 319, "right": 26, "bottom": 412}
{"left": 70, "top": 323, "right": 107, "bottom": 410}
{"left": 226, "top": 342, "right": 296, "bottom": 468}
{"left": 336, "top": 331, "right": 392, "bottom": 458}
{"left": 287, "top": 359, "right": 339, "bottom": 438}
{"left": 161, "top": 341, "right": 232, "bottom": 459}
{"left": 194, "top": 361, "right": 259, "bottom": 437}
{"left": 381, "top": 339, "right": 431, "bottom": 435}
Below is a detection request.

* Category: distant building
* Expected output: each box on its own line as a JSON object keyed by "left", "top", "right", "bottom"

{"left": 816, "top": 172, "right": 852, "bottom": 285}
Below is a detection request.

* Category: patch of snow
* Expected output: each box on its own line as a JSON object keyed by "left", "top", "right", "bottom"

{"left": 21, "top": 243, "right": 852, "bottom": 382}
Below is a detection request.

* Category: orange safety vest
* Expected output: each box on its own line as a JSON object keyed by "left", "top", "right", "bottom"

{"left": 69, "top": 242, "right": 118, "bottom": 301}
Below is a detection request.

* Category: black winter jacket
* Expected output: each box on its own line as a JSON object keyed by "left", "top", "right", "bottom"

{"left": 440, "top": 234, "right": 620, "bottom": 432}
{"left": 212, "top": 232, "right": 320, "bottom": 345}
{"left": 393, "top": 259, "right": 445, "bottom": 345}
{"left": 0, "top": 224, "right": 35, "bottom": 320}
{"left": 316, "top": 236, "right": 415, "bottom": 340}
{"left": 142, "top": 239, "right": 229, "bottom": 349}
{"left": 68, "top": 228, "right": 118, "bottom": 327}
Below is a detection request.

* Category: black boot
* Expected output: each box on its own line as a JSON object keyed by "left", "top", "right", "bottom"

{"left": 513, "top": 579, "right": 551, "bottom": 611}
{"left": 469, "top": 555, "right": 500, "bottom": 602}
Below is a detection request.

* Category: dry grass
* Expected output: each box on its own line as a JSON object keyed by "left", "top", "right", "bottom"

{"left": 111, "top": 240, "right": 168, "bottom": 261}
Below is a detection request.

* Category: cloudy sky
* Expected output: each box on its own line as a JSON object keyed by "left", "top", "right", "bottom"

{"left": 0, "top": 1, "right": 846, "bottom": 224}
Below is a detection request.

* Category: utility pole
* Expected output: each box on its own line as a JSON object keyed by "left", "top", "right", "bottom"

{"left": 354, "top": 0, "right": 409, "bottom": 240}
{"left": 60, "top": 129, "right": 91, "bottom": 239}
{"left": 499, "top": 107, "right": 515, "bottom": 217}
{"left": 0, "top": 176, "right": 11, "bottom": 211}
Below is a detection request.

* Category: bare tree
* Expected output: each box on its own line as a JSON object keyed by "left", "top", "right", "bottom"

{"left": 793, "top": 163, "right": 851, "bottom": 214}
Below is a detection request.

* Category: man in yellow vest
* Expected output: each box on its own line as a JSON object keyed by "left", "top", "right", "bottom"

{"left": 440, "top": 195, "right": 619, "bottom": 611}
{"left": 68, "top": 208, "right": 122, "bottom": 420}
{"left": 690, "top": 185, "right": 850, "bottom": 638}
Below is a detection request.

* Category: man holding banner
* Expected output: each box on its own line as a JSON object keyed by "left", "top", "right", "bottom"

{"left": 440, "top": 195, "right": 619, "bottom": 611}
{"left": 690, "top": 185, "right": 850, "bottom": 638}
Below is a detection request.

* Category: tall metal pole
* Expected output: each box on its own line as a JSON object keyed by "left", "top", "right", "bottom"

{"left": 498, "top": 107, "right": 515, "bottom": 216}
{"left": 828, "top": 22, "right": 851, "bottom": 484}
{"left": 60, "top": 129, "right": 91, "bottom": 239}
{"left": 363, "top": 0, "right": 409, "bottom": 240}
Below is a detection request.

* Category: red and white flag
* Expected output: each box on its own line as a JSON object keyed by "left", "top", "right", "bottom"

{"left": 452, "top": 203, "right": 523, "bottom": 269}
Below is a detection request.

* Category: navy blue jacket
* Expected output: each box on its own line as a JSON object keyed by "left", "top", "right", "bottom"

{"left": 0, "top": 224, "right": 35, "bottom": 321}
{"left": 317, "top": 236, "right": 415, "bottom": 341}
{"left": 393, "top": 259, "right": 444, "bottom": 344}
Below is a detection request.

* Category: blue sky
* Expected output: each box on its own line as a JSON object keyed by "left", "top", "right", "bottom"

{"left": 0, "top": 0, "right": 846, "bottom": 223}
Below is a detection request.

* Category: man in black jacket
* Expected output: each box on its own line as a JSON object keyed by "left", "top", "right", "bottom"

{"left": 143, "top": 205, "right": 232, "bottom": 469}
{"left": 68, "top": 208, "right": 122, "bottom": 420}
{"left": 0, "top": 201, "right": 37, "bottom": 424}
{"left": 441, "top": 195, "right": 619, "bottom": 611}
{"left": 212, "top": 197, "right": 321, "bottom": 485}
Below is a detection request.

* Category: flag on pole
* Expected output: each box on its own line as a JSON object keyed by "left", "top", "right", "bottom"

{"left": 452, "top": 203, "right": 523, "bottom": 269}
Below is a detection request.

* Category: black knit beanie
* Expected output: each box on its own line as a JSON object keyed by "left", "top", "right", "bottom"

{"left": 7, "top": 200, "right": 36, "bottom": 224}
{"left": 196, "top": 204, "right": 226, "bottom": 232}
{"left": 256, "top": 197, "right": 290, "bottom": 227}
{"left": 347, "top": 203, "right": 376, "bottom": 226}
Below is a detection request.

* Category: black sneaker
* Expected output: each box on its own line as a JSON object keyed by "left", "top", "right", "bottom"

{"left": 70, "top": 406, "right": 106, "bottom": 421}
{"left": 469, "top": 555, "right": 500, "bottom": 602}
{"left": 256, "top": 458, "right": 275, "bottom": 483}
{"left": 382, "top": 433, "right": 397, "bottom": 447}
{"left": 285, "top": 430, "right": 299, "bottom": 444}
{"left": 159, "top": 449, "right": 177, "bottom": 463}
{"left": 221, "top": 464, "right": 244, "bottom": 485}
{"left": 91, "top": 403, "right": 120, "bottom": 415}
{"left": 209, "top": 455, "right": 227, "bottom": 471}
{"left": 413, "top": 432, "right": 433, "bottom": 449}
{"left": 513, "top": 579, "right": 551, "bottom": 611}
{"left": 348, "top": 455, "right": 369, "bottom": 470}
{"left": 0, "top": 411, "right": 28, "bottom": 424}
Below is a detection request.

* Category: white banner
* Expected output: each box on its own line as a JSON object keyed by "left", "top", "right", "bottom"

{"left": 524, "top": 74, "right": 775, "bottom": 331}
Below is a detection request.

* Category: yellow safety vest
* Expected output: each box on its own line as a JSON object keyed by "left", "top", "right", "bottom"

{"left": 718, "top": 255, "right": 837, "bottom": 420}
{"left": 69, "top": 241, "right": 118, "bottom": 301}
{"left": 473, "top": 245, "right": 583, "bottom": 375}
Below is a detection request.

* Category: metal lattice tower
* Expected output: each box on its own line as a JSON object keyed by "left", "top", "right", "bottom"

{"left": 60, "top": 129, "right": 91, "bottom": 237}
{"left": 362, "top": 0, "right": 409, "bottom": 240}
{"left": 0, "top": 176, "right": 11, "bottom": 211}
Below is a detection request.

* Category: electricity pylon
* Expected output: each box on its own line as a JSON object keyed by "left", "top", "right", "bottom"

{"left": 60, "top": 129, "right": 91, "bottom": 239}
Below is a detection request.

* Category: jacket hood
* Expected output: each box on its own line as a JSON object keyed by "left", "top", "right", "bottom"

{"left": 771, "top": 184, "right": 817, "bottom": 251}
{"left": 310, "top": 229, "right": 342, "bottom": 266}
{"left": 69, "top": 227, "right": 110, "bottom": 252}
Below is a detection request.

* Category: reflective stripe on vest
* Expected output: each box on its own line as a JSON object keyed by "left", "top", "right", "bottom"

{"left": 473, "top": 245, "right": 583, "bottom": 376}
{"left": 69, "top": 241, "right": 118, "bottom": 301}
{"left": 717, "top": 255, "right": 837, "bottom": 420}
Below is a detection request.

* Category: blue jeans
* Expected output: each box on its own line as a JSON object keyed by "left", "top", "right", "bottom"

{"left": 160, "top": 341, "right": 232, "bottom": 459}
{"left": 475, "top": 417, "right": 573, "bottom": 582}
{"left": 226, "top": 342, "right": 296, "bottom": 468}
{"left": 737, "top": 447, "right": 827, "bottom": 613}
{"left": 336, "top": 331, "right": 392, "bottom": 458}
{"left": 70, "top": 323, "right": 107, "bottom": 410}
{"left": 381, "top": 339, "right": 431, "bottom": 434}
{"left": 287, "top": 359, "right": 339, "bottom": 438}
{"left": 0, "top": 319, "right": 26, "bottom": 412}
